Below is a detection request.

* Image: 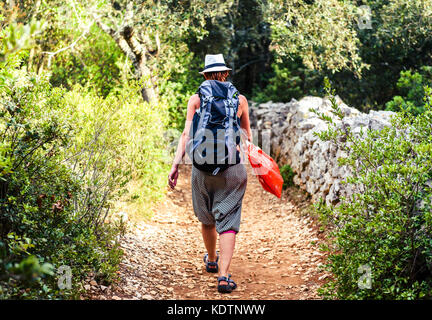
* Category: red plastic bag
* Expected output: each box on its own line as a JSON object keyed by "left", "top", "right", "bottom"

{"left": 246, "top": 141, "right": 283, "bottom": 198}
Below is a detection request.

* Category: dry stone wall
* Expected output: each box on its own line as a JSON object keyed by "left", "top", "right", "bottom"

{"left": 249, "top": 96, "right": 395, "bottom": 204}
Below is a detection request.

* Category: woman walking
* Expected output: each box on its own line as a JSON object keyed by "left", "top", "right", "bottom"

{"left": 168, "top": 54, "right": 252, "bottom": 293}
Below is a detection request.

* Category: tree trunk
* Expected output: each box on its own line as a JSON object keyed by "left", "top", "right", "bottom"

{"left": 121, "top": 26, "right": 157, "bottom": 104}
{"left": 94, "top": 19, "right": 158, "bottom": 104}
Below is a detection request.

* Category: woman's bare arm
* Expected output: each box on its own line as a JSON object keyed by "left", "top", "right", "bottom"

{"left": 168, "top": 94, "right": 199, "bottom": 189}
{"left": 172, "top": 94, "right": 199, "bottom": 167}
{"left": 239, "top": 95, "right": 252, "bottom": 142}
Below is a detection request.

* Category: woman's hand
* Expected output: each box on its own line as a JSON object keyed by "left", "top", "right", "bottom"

{"left": 168, "top": 165, "right": 179, "bottom": 189}
{"left": 168, "top": 94, "right": 198, "bottom": 190}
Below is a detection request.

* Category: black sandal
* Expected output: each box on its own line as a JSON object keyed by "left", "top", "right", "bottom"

{"left": 217, "top": 274, "right": 237, "bottom": 293}
{"left": 203, "top": 252, "right": 219, "bottom": 273}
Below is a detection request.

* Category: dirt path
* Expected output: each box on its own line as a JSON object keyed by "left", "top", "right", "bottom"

{"left": 87, "top": 164, "right": 328, "bottom": 300}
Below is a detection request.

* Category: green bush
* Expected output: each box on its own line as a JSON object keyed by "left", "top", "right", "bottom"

{"left": 158, "top": 53, "right": 202, "bottom": 130}
{"left": 313, "top": 80, "right": 432, "bottom": 300}
{"left": 280, "top": 164, "right": 295, "bottom": 189}
{"left": 0, "top": 53, "right": 124, "bottom": 299}
{"left": 64, "top": 79, "right": 169, "bottom": 218}
{"left": 49, "top": 24, "right": 124, "bottom": 98}
{"left": 385, "top": 66, "right": 432, "bottom": 116}
{"left": 1, "top": 14, "right": 172, "bottom": 298}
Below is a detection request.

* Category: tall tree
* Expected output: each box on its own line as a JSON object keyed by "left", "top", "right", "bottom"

{"left": 188, "top": 0, "right": 272, "bottom": 94}
{"left": 89, "top": 0, "right": 234, "bottom": 103}
{"left": 264, "top": 0, "right": 366, "bottom": 76}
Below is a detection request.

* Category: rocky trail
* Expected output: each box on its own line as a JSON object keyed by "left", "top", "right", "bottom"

{"left": 86, "top": 164, "right": 329, "bottom": 300}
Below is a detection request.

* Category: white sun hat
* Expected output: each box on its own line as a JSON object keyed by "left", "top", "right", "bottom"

{"left": 199, "top": 54, "right": 232, "bottom": 74}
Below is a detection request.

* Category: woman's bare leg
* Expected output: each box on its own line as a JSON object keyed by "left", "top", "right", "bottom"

{"left": 218, "top": 232, "right": 236, "bottom": 285}
{"left": 202, "top": 223, "right": 218, "bottom": 262}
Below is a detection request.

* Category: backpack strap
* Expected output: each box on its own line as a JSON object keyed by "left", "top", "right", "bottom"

{"left": 227, "top": 83, "right": 240, "bottom": 120}
{"left": 192, "top": 81, "right": 214, "bottom": 151}
{"left": 223, "top": 83, "right": 241, "bottom": 164}
{"left": 196, "top": 81, "right": 214, "bottom": 130}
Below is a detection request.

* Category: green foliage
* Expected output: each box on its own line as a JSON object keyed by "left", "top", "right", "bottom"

{"left": 385, "top": 67, "right": 432, "bottom": 116}
{"left": 376, "top": 0, "right": 432, "bottom": 55}
{"left": 186, "top": 0, "right": 272, "bottom": 94}
{"left": 328, "top": 0, "right": 432, "bottom": 111}
{"left": 255, "top": 0, "right": 432, "bottom": 114}
{"left": 252, "top": 59, "right": 322, "bottom": 103}
{"left": 64, "top": 79, "right": 170, "bottom": 212}
{"left": 313, "top": 80, "right": 432, "bottom": 300}
{"left": 0, "top": 52, "right": 125, "bottom": 299}
{"left": 280, "top": 164, "right": 295, "bottom": 190}
{"left": 49, "top": 24, "right": 124, "bottom": 97}
{"left": 1, "top": 4, "right": 172, "bottom": 299}
{"left": 159, "top": 53, "right": 202, "bottom": 130}
{"left": 265, "top": 0, "right": 365, "bottom": 75}
{"left": 0, "top": 15, "right": 44, "bottom": 62}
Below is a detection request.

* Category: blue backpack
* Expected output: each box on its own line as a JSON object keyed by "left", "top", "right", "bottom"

{"left": 187, "top": 80, "right": 242, "bottom": 175}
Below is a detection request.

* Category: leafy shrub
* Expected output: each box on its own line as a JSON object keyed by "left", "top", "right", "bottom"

{"left": 313, "top": 80, "right": 432, "bottom": 299}
{"left": 49, "top": 24, "right": 124, "bottom": 98}
{"left": 280, "top": 164, "right": 295, "bottom": 189}
{"left": 158, "top": 53, "right": 202, "bottom": 130}
{"left": 385, "top": 66, "right": 432, "bottom": 116}
{"left": 0, "top": 53, "right": 124, "bottom": 299}
{"left": 65, "top": 79, "right": 169, "bottom": 219}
